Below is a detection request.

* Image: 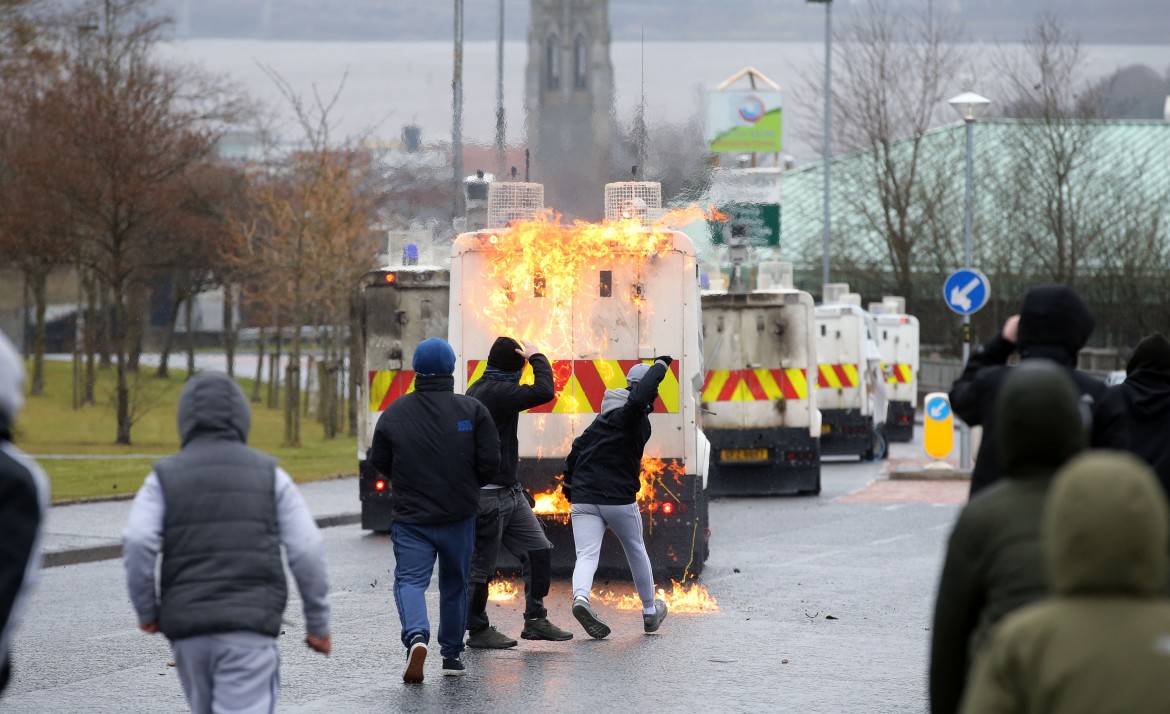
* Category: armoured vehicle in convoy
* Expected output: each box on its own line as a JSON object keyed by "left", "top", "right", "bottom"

{"left": 701, "top": 259, "right": 821, "bottom": 496}
{"left": 815, "top": 285, "right": 886, "bottom": 461}
{"left": 869, "top": 297, "right": 919, "bottom": 443}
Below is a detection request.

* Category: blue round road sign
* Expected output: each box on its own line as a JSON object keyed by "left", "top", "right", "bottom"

{"left": 943, "top": 269, "right": 990, "bottom": 316}
{"left": 925, "top": 395, "right": 951, "bottom": 421}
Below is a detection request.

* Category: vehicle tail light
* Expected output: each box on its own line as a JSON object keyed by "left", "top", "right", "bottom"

{"left": 375, "top": 480, "right": 386, "bottom": 491}
{"left": 661, "top": 502, "right": 674, "bottom": 515}
{"left": 383, "top": 272, "right": 397, "bottom": 284}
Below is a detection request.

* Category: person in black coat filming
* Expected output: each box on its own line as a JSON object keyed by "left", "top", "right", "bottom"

{"left": 1092, "top": 333, "right": 1170, "bottom": 499}
{"left": 563, "top": 356, "right": 672, "bottom": 640}
{"left": 950, "top": 285, "right": 1105, "bottom": 496}
{"left": 463, "top": 336, "right": 573, "bottom": 648}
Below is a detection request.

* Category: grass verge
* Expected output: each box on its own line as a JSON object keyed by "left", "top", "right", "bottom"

{"left": 14, "top": 358, "right": 355, "bottom": 502}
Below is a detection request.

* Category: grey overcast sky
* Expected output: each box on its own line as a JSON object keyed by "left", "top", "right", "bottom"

{"left": 161, "top": 0, "right": 1170, "bottom": 45}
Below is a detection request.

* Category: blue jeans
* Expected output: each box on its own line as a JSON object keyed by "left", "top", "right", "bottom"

{"left": 391, "top": 516, "right": 476, "bottom": 661}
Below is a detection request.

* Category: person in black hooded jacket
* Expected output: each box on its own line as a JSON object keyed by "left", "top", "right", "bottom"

{"left": 1092, "top": 333, "right": 1170, "bottom": 498}
{"left": 463, "top": 336, "right": 573, "bottom": 648}
{"left": 950, "top": 285, "right": 1105, "bottom": 496}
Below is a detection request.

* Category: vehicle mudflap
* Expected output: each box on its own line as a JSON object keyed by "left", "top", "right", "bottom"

{"left": 705, "top": 427, "right": 821, "bottom": 497}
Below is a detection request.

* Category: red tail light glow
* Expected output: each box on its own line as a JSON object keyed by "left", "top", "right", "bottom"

{"left": 384, "top": 272, "right": 397, "bottom": 284}
{"left": 661, "top": 502, "right": 674, "bottom": 515}
{"left": 375, "top": 480, "right": 386, "bottom": 491}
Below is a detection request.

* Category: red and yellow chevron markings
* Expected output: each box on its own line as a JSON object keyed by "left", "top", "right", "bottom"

{"left": 882, "top": 363, "right": 914, "bottom": 384}
{"left": 367, "top": 370, "right": 416, "bottom": 411}
{"left": 816, "top": 363, "right": 860, "bottom": 388}
{"left": 700, "top": 369, "right": 809, "bottom": 402}
{"left": 466, "top": 359, "right": 681, "bottom": 414}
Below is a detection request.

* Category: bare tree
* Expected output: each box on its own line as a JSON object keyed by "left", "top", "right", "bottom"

{"left": 795, "top": 0, "right": 968, "bottom": 307}
{"left": 22, "top": 0, "right": 240, "bottom": 443}
{"left": 990, "top": 13, "right": 1112, "bottom": 286}
{"left": 229, "top": 69, "right": 382, "bottom": 445}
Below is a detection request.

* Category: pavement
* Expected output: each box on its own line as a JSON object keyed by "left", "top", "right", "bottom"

{"left": 40, "top": 477, "right": 361, "bottom": 568}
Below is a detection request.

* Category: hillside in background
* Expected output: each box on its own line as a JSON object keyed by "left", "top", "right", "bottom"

{"left": 159, "top": 0, "right": 1170, "bottom": 45}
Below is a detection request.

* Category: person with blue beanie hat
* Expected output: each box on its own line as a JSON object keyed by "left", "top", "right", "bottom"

{"left": 413, "top": 338, "right": 456, "bottom": 375}
{"left": 369, "top": 337, "right": 500, "bottom": 682}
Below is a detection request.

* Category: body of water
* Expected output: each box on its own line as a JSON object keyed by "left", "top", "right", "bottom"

{"left": 160, "top": 39, "right": 1170, "bottom": 164}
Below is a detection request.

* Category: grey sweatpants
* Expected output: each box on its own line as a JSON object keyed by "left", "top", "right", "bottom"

{"left": 570, "top": 502, "right": 656, "bottom": 608}
{"left": 171, "top": 632, "right": 279, "bottom": 714}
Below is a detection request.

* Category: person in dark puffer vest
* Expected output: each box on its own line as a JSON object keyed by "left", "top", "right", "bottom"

{"left": 0, "top": 329, "right": 50, "bottom": 696}
{"left": 122, "top": 372, "right": 331, "bottom": 713}
{"left": 464, "top": 336, "right": 573, "bottom": 649}
{"left": 368, "top": 337, "right": 500, "bottom": 682}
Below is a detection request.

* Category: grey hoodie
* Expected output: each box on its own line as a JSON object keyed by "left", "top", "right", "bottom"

{"left": 122, "top": 373, "right": 331, "bottom": 639}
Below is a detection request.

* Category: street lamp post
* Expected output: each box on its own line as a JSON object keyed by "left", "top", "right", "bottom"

{"left": 807, "top": 0, "right": 832, "bottom": 292}
{"left": 948, "top": 91, "right": 990, "bottom": 471}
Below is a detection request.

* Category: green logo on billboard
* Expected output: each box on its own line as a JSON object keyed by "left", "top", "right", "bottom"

{"left": 709, "top": 203, "right": 780, "bottom": 247}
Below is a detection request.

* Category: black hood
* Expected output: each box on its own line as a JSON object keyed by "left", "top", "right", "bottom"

{"left": 1016, "top": 285, "right": 1094, "bottom": 365}
{"left": 1126, "top": 333, "right": 1170, "bottom": 375}
{"left": 177, "top": 372, "right": 251, "bottom": 447}
{"left": 995, "top": 359, "right": 1086, "bottom": 478}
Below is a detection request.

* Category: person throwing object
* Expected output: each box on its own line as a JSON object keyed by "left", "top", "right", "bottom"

{"left": 564, "top": 357, "right": 673, "bottom": 639}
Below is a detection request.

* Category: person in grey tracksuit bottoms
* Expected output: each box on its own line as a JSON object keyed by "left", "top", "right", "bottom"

{"left": 564, "top": 358, "right": 672, "bottom": 640}
{"left": 123, "top": 372, "right": 331, "bottom": 714}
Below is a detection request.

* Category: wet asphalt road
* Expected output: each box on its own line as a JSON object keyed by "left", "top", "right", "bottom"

{"left": 4, "top": 446, "right": 962, "bottom": 713}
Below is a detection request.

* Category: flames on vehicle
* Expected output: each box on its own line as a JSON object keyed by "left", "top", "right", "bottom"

{"left": 475, "top": 206, "right": 718, "bottom": 356}
{"left": 473, "top": 206, "right": 721, "bottom": 612}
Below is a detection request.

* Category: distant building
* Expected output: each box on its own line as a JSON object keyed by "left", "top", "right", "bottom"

{"left": 525, "top": 0, "right": 617, "bottom": 219}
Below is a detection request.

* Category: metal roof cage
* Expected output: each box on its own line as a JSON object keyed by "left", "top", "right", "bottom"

{"left": 487, "top": 182, "right": 545, "bottom": 228}
{"left": 604, "top": 182, "right": 663, "bottom": 222}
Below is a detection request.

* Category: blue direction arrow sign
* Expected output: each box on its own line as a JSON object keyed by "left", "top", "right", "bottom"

{"left": 943, "top": 269, "right": 991, "bottom": 316}
{"left": 926, "top": 395, "right": 951, "bottom": 421}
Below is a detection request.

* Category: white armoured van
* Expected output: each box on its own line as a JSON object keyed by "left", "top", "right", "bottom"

{"left": 448, "top": 223, "right": 711, "bottom": 578}
{"left": 700, "top": 289, "right": 821, "bottom": 495}
{"left": 815, "top": 300, "right": 885, "bottom": 460}
{"left": 873, "top": 299, "right": 919, "bottom": 442}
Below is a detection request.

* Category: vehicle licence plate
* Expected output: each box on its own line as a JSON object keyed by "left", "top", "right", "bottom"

{"left": 721, "top": 448, "right": 768, "bottom": 462}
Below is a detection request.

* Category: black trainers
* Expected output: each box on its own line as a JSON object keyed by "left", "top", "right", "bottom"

{"left": 403, "top": 635, "right": 427, "bottom": 683}
{"left": 571, "top": 599, "right": 611, "bottom": 640}
{"left": 442, "top": 658, "right": 466, "bottom": 677}
{"left": 466, "top": 625, "right": 518, "bottom": 649}
{"left": 643, "top": 598, "right": 668, "bottom": 633}
{"left": 521, "top": 617, "right": 574, "bottom": 641}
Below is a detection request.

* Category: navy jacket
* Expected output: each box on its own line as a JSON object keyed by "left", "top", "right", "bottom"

{"left": 369, "top": 374, "right": 500, "bottom": 524}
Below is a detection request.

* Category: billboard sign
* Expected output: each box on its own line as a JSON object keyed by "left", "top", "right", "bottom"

{"left": 707, "top": 90, "right": 783, "bottom": 154}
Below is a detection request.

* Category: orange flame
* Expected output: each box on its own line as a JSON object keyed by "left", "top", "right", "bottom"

{"left": 487, "top": 579, "right": 520, "bottom": 602}
{"left": 593, "top": 580, "right": 719, "bottom": 614}
{"left": 474, "top": 210, "right": 679, "bottom": 357}
{"left": 653, "top": 204, "right": 727, "bottom": 227}
{"left": 529, "top": 457, "right": 685, "bottom": 517}
{"left": 532, "top": 486, "right": 572, "bottom": 516}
